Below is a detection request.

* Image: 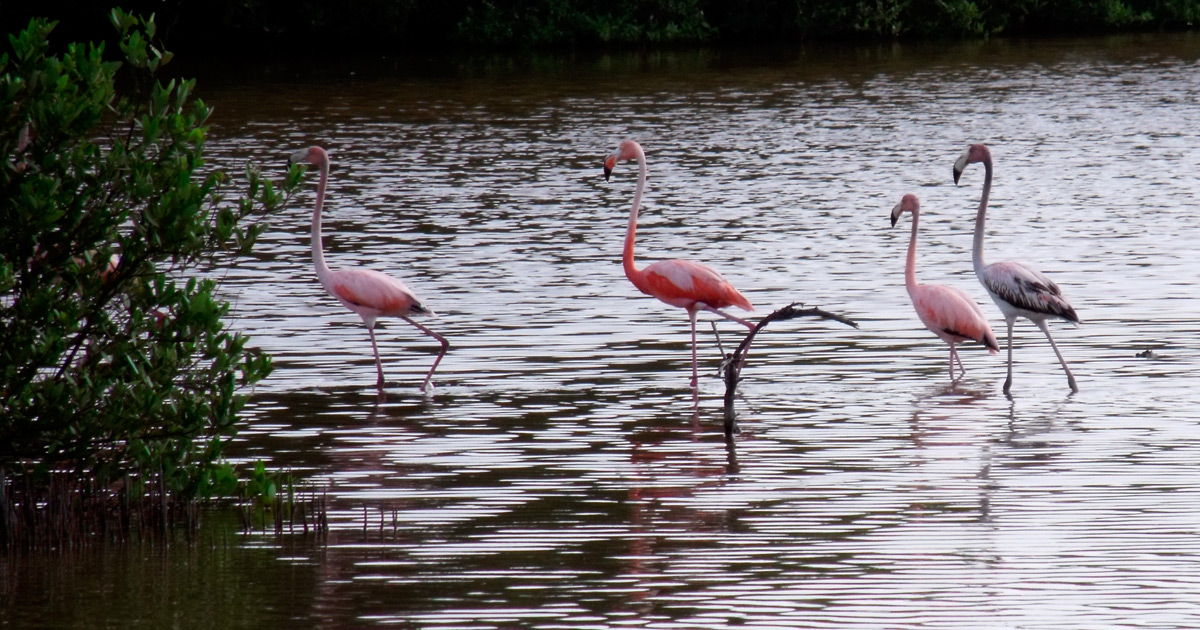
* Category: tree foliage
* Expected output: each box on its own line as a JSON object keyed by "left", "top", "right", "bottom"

{"left": 5, "top": 1, "right": 1199, "bottom": 55}
{"left": 0, "top": 10, "right": 295, "bottom": 502}
{"left": 456, "top": 0, "right": 716, "bottom": 46}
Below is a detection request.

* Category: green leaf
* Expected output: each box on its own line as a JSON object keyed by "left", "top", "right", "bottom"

{"left": 1, "top": 12, "right": 290, "bottom": 532}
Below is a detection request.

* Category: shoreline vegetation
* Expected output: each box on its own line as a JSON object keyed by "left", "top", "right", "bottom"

{"left": 3, "top": 1, "right": 1199, "bottom": 57}
{"left": 1, "top": 11, "right": 307, "bottom": 550}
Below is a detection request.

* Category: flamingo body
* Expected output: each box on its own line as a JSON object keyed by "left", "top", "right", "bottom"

{"left": 327, "top": 268, "right": 429, "bottom": 327}
{"left": 977, "top": 260, "right": 1078, "bottom": 323}
{"left": 953, "top": 143, "right": 1079, "bottom": 393}
{"left": 909, "top": 283, "right": 997, "bottom": 350}
{"left": 891, "top": 194, "right": 997, "bottom": 380}
{"left": 634, "top": 259, "right": 754, "bottom": 312}
{"left": 290, "top": 145, "right": 448, "bottom": 392}
{"left": 604, "top": 139, "right": 754, "bottom": 387}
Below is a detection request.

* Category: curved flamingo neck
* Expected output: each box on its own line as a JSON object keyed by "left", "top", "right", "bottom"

{"left": 311, "top": 157, "right": 334, "bottom": 286}
{"left": 904, "top": 207, "right": 920, "bottom": 293}
{"left": 622, "top": 145, "right": 647, "bottom": 285}
{"left": 972, "top": 155, "right": 992, "bottom": 276}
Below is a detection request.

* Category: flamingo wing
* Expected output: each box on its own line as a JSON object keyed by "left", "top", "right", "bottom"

{"left": 982, "top": 261, "right": 1078, "bottom": 323}
{"left": 640, "top": 259, "right": 753, "bottom": 311}
{"left": 911, "top": 284, "right": 999, "bottom": 352}
{"left": 328, "top": 268, "right": 427, "bottom": 317}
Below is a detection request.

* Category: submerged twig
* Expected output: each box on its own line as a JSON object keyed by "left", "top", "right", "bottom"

{"left": 722, "top": 302, "right": 859, "bottom": 438}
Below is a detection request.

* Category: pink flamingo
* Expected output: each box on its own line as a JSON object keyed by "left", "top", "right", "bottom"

{"left": 603, "top": 139, "right": 754, "bottom": 388}
{"left": 953, "top": 143, "right": 1080, "bottom": 393}
{"left": 891, "top": 194, "right": 998, "bottom": 380}
{"left": 290, "top": 146, "right": 448, "bottom": 392}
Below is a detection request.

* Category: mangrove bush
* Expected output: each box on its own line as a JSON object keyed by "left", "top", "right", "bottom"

{"left": 0, "top": 10, "right": 297, "bottom": 546}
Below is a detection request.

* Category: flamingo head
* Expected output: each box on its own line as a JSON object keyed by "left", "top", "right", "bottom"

{"left": 890, "top": 193, "right": 919, "bottom": 227}
{"left": 289, "top": 146, "right": 329, "bottom": 168}
{"left": 603, "top": 139, "right": 642, "bottom": 182}
{"left": 952, "top": 143, "right": 990, "bottom": 185}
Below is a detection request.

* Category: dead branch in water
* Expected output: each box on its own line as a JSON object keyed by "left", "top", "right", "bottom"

{"left": 722, "top": 303, "right": 859, "bottom": 438}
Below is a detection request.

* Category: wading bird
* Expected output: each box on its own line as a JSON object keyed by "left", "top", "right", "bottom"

{"left": 290, "top": 146, "right": 448, "bottom": 392}
{"left": 953, "top": 143, "right": 1080, "bottom": 393}
{"left": 603, "top": 139, "right": 754, "bottom": 388}
{"left": 890, "top": 193, "right": 998, "bottom": 380}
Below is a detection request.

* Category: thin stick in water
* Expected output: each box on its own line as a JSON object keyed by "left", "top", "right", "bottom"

{"left": 722, "top": 303, "right": 858, "bottom": 438}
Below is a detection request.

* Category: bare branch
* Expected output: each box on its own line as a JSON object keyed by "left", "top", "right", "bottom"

{"left": 722, "top": 302, "right": 859, "bottom": 438}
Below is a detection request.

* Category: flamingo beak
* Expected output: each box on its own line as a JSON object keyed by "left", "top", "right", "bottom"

{"left": 288, "top": 148, "right": 308, "bottom": 167}
{"left": 603, "top": 154, "right": 617, "bottom": 182}
{"left": 890, "top": 202, "right": 903, "bottom": 227}
{"left": 952, "top": 151, "right": 969, "bottom": 185}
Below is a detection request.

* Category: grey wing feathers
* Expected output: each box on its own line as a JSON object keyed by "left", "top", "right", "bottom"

{"left": 984, "top": 262, "right": 1079, "bottom": 323}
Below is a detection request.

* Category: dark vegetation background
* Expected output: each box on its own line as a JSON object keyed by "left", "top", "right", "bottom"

{"left": 4, "top": 0, "right": 1199, "bottom": 56}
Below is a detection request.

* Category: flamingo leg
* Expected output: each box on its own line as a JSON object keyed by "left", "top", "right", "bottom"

{"left": 367, "top": 326, "right": 385, "bottom": 390}
{"left": 688, "top": 308, "right": 700, "bottom": 388}
{"left": 1035, "top": 319, "right": 1078, "bottom": 392}
{"left": 401, "top": 316, "right": 449, "bottom": 392}
{"left": 1002, "top": 317, "right": 1015, "bottom": 395}
{"left": 952, "top": 343, "right": 967, "bottom": 379}
{"left": 701, "top": 305, "right": 755, "bottom": 373}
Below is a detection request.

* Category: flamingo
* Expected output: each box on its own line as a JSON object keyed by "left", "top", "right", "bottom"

{"left": 290, "top": 146, "right": 448, "bottom": 392}
{"left": 602, "top": 139, "right": 754, "bottom": 388}
{"left": 953, "top": 143, "right": 1080, "bottom": 393}
{"left": 890, "top": 193, "right": 998, "bottom": 380}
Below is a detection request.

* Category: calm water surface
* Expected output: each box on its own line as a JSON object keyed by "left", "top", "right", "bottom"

{"left": 6, "top": 35, "right": 1200, "bottom": 629}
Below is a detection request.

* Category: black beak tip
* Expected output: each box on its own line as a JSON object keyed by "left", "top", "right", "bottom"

{"left": 603, "top": 167, "right": 612, "bottom": 182}
{"left": 952, "top": 169, "right": 962, "bottom": 185}
{"left": 890, "top": 214, "right": 898, "bottom": 228}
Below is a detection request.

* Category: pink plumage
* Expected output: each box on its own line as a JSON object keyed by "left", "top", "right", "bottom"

{"left": 328, "top": 268, "right": 427, "bottom": 324}
{"left": 637, "top": 259, "right": 754, "bottom": 312}
{"left": 604, "top": 139, "right": 754, "bottom": 388}
{"left": 910, "top": 284, "right": 998, "bottom": 352}
{"left": 891, "top": 194, "right": 998, "bottom": 381}
{"left": 290, "top": 146, "right": 448, "bottom": 393}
